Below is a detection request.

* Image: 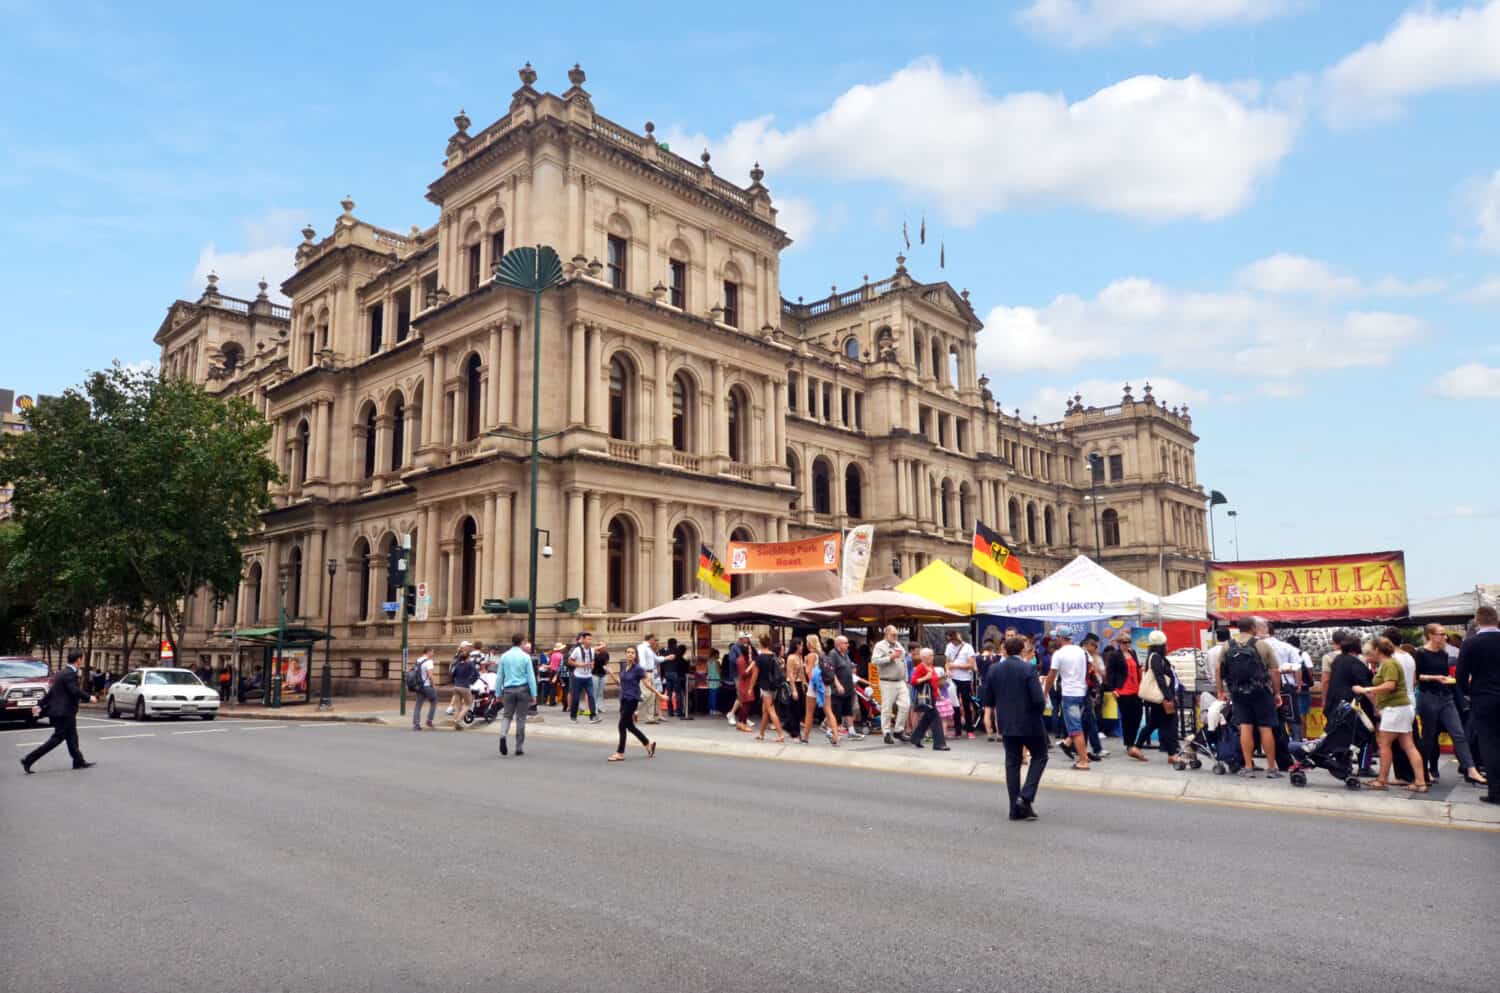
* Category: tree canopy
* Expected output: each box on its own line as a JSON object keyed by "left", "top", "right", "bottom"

{"left": 0, "top": 364, "right": 278, "bottom": 655}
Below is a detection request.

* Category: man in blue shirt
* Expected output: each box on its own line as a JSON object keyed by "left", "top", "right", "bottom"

{"left": 496, "top": 633, "right": 537, "bottom": 757}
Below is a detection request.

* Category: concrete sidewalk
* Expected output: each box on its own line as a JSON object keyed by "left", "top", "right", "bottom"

{"left": 168, "top": 697, "right": 1500, "bottom": 830}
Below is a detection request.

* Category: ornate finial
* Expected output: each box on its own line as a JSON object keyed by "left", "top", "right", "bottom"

{"left": 453, "top": 108, "right": 470, "bottom": 133}
{"left": 518, "top": 62, "right": 537, "bottom": 86}
{"left": 341, "top": 196, "right": 355, "bottom": 215}
{"left": 567, "top": 63, "right": 586, "bottom": 87}
{"left": 409, "top": 224, "right": 421, "bottom": 238}
{"left": 1181, "top": 403, "right": 1190, "bottom": 418}
{"left": 301, "top": 224, "right": 315, "bottom": 243}
{"left": 961, "top": 288, "right": 970, "bottom": 300}
{"left": 1014, "top": 408, "right": 1020, "bottom": 419}
{"left": 749, "top": 161, "right": 764, "bottom": 184}
{"left": 895, "top": 253, "right": 906, "bottom": 272}
{"left": 1074, "top": 392, "right": 1083, "bottom": 404}
{"left": 205, "top": 271, "right": 219, "bottom": 292}
{"left": 1122, "top": 381, "right": 1133, "bottom": 402}
{"left": 587, "top": 257, "right": 603, "bottom": 279}
{"left": 644, "top": 121, "right": 655, "bottom": 135}
{"left": 256, "top": 278, "right": 269, "bottom": 298}
{"left": 978, "top": 373, "right": 990, "bottom": 388}
{"left": 1142, "top": 381, "right": 1155, "bottom": 404}
{"left": 700, "top": 148, "right": 711, "bottom": 167}
{"left": 831, "top": 283, "right": 837, "bottom": 296}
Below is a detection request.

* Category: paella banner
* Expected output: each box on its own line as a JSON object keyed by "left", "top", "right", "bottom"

{"left": 1207, "top": 550, "right": 1408, "bottom": 622}
{"left": 726, "top": 533, "right": 841, "bottom": 575}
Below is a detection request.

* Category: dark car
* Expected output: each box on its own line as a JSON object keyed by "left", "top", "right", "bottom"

{"left": 0, "top": 657, "right": 54, "bottom": 725}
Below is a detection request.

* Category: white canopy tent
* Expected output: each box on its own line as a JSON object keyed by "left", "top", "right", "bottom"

{"left": 1161, "top": 584, "right": 1209, "bottom": 621}
{"left": 978, "top": 555, "right": 1168, "bottom": 621}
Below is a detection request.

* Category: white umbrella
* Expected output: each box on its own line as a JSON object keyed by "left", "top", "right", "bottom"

{"left": 625, "top": 594, "right": 712, "bottom": 625}
{"left": 700, "top": 589, "right": 830, "bottom": 625}
{"left": 802, "top": 589, "right": 962, "bottom": 624}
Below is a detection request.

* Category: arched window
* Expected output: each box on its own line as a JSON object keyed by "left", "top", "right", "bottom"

{"left": 671, "top": 522, "right": 697, "bottom": 599}
{"left": 671, "top": 372, "right": 695, "bottom": 452}
{"left": 464, "top": 354, "right": 482, "bottom": 442}
{"left": 913, "top": 331, "right": 924, "bottom": 374}
{"left": 221, "top": 344, "right": 242, "bottom": 375}
{"left": 380, "top": 535, "right": 399, "bottom": 606}
{"left": 296, "top": 419, "right": 310, "bottom": 486}
{"left": 959, "top": 482, "right": 972, "bottom": 531}
{"left": 811, "top": 458, "right": 832, "bottom": 515}
{"left": 247, "top": 562, "right": 262, "bottom": 623}
{"left": 786, "top": 447, "right": 801, "bottom": 492}
{"left": 1026, "top": 502, "right": 1038, "bottom": 544}
{"left": 1008, "top": 498, "right": 1021, "bottom": 539}
{"left": 459, "top": 517, "right": 477, "bottom": 615}
{"left": 930, "top": 338, "right": 943, "bottom": 382}
{"left": 949, "top": 345, "right": 961, "bottom": 387}
{"left": 940, "top": 479, "right": 954, "bottom": 529}
{"left": 1102, "top": 509, "right": 1121, "bottom": 547}
{"left": 389, "top": 394, "right": 406, "bottom": 472}
{"left": 1044, "top": 507, "right": 1056, "bottom": 546}
{"left": 608, "top": 356, "right": 634, "bottom": 441}
{"left": 729, "top": 526, "right": 753, "bottom": 597}
{"left": 354, "top": 538, "right": 371, "bottom": 622}
{"left": 844, "top": 337, "right": 861, "bottom": 360}
{"left": 1067, "top": 510, "right": 1076, "bottom": 545}
{"left": 607, "top": 516, "right": 634, "bottom": 611}
{"left": 361, "top": 404, "right": 377, "bottom": 479}
{"left": 844, "top": 463, "right": 863, "bottom": 519}
{"left": 726, "top": 387, "right": 748, "bottom": 463}
{"left": 288, "top": 546, "right": 304, "bottom": 618}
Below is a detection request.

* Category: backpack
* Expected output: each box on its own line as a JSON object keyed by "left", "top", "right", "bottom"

{"left": 1223, "top": 639, "right": 1266, "bottom": 694}
{"left": 406, "top": 660, "right": 425, "bottom": 692}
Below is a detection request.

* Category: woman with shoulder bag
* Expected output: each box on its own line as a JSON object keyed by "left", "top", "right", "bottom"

{"left": 907, "top": 649, "right": 951, "bottom": 751}
{"left": 754, "top": 634, "right": 787, "bottom": 743}
{"left": 783, "top": 638, "right": 806, "bottom": 741}
{"left": 1134, "top": 630, "right": 1182, "bottom": 763}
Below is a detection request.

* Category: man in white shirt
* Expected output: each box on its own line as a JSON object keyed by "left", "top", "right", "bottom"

{"left": 411, "top": 647, "right": 436, "bottom": 730}
{"left": 945, "top": 630, "right": 978, "bottom": 739}
{"left": 636, "top": 634, "right": 662, "bottom": 724}
{"left": 567, "top": 632, "right": 603, "bottom": 724}
{"left": 1042, "top": 629, "right": 1092, "bottom": 770}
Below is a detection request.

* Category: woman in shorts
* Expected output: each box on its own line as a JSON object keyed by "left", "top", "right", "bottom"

{"left": 1355, "top": 636, "right": 1428, "bottom": 793}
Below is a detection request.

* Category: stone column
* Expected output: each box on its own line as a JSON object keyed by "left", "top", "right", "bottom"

{"left": 652, "top": 499, "right": 670, "bottom": 606}
{"left": 482, "top": 493, "right": 497, "bottom": 604}
{"left": 499, "top": 322, "right": 516, "bottom": 429}
{"left": 421, "top": 350, "right": 438, "bottom": 449}
{"left": 566, "top": 488, "right": 585, "bottom": 603}
{"left": 486, "top": 325, "right": 502, "bottom": 430}
{"left": 772, "top": 380, "right": 785, "bottom": 460}
{"left": 493, "top": 492, "right": 513, "bottom": 595}
{"left": 420, "top": 505, "right": 436, "bottom": 594}
{"left": 653, "top": 342, "right": 669, "bottom": 446}
{"left": 306, "top": 528, "right": 325, "bottom": 617}
{"left": 711, "top": 359, "right": 726, "bottom": 457}
{"left": 895, "top": 459, "right": 908, "bottom": 517}
{"left": 569, "top": 321, "right": 586, "bottom": 426}
{"left": 443, "top": 545, "right": 458, "bottom": 619}
{"left": 584, "top": 491, "right": 603, "bottom": 611}
{"left": 585, "top": 324, "right": 603, "bottom": 433}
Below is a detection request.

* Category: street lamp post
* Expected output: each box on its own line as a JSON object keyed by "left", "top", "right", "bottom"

{"left": 321, "top": 558, "right": 336, "bottom": 710}
{"left": 273, "top": 570, "right": 288, "bottom": 708}
{"left": 1085, "top": 453, "right": 1104, "bottom": 560}
{"left": 491, "top": 245, "right": 565, "bottom": 650}
{"left": 1227, "top": 510, "right": 1241, "bottom": 560}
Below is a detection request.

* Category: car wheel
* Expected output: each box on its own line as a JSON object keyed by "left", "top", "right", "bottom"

{"left": 107, "top": 696, "right": 119, "bottom": 719}
{"left": 134, "top": 698, "right": 147, "bottom": 721}
{"left": 202, "top": 713, "right": 216, "bottom": 721}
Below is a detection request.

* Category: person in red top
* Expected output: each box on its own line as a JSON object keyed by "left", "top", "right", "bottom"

{"left": 1105, "top": 630, "right": 1147, "bottom": 760}
{"left": 907, "top": 648, "right": 951, "bottom": 751}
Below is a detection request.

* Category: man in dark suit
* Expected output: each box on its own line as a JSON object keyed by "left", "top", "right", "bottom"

{"left": 21, "top": 649, "right": 95, "bottom": 773}
{"left": 981, "top": 635, "right": 1049, "bottom": 821}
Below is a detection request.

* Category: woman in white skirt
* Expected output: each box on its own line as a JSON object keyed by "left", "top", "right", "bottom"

{"left": 1355, "top": 636, "right": 1428, "bottom": 793}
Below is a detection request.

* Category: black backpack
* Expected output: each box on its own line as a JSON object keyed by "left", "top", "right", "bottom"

{"left": 1223, "top": 638, "right": 1266, "bottom": 694}
{"left": 405, "top": 661, "right": 425, "bottom": 692}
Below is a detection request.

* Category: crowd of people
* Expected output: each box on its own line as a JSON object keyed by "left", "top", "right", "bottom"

{"left": 402, "top": 602, "right": 1500, "bottom": 815}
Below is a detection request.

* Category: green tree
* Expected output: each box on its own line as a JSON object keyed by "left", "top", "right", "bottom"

{"left": 0, "top": 364, "right": 278, "bottom": 658}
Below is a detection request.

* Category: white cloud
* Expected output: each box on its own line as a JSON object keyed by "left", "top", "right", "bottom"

{"left": 1465, "top": 168, "right": 1500, "bottom": 253}
{"left": 978, "top": 274, "right": 1432, "bottom": 387}
{"left": 1235, "top": 253, "right": 1446, "bottom": 297}
{"left": 772, "top": 196, "right": 817, "bottom": 250}
{"left": 1324, "top": 0, "right": 1500, "bottom": 124}
{"left": 1458, "top": 275, "right": 1500, "bottom": 304}
{"left": 1431, "top": 362, "right": 1500, "bottom": 399}
{"left": 670, "top": 59, "right": 1297, "bottom": 223}
{"left": 189, "top": 208, "right": 303, "bottom": 303}
{"left": 1019, "top": 0, "right": 1301, "bottom": 47}
{"left": 1027, "top": 375, "right": 1209, "bottom": 419}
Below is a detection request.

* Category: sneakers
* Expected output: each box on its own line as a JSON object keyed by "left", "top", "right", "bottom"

{"left": 967, "top": 732, "right": 975, "bottom": 740}
{"left": 1238, "top": 767, "right": 1258, "bottom": 779}
{"left": 590, "top": 717, "right": 603, "bottom": 724}
{"left": 1265, "top": 770, "right": 1284, "bottom": 780}
{"left": 1095, "top": 749, "right": 1112, "bottom": 759}
{"left": 1059, "top": 740, "right": 1077, "bottom": 760}
{"left": 884, "top": 732, "right": 894, "bottom": 744}
{"left": 499, "top": 737, "right": 508, "bottom": 756}
{"left": 848, "top": 730, "right": 865, "bottom": 741}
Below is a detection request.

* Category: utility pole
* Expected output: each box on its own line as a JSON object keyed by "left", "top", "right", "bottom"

{"left": 1085, "top": 453, "right": 1103, "bottom": 560}
{"left": 397, "top": 534, "right": 411, "bottom": 717}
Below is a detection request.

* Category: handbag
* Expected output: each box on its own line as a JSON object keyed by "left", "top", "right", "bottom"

{"left": 935, "top": 691, "right": 954, "bottom": 719}
{"left": 914, "top": 680, "right": 934, "bottom": 710}
{"left": 1139, "top": 665, "right": 1165, "bottom": 705}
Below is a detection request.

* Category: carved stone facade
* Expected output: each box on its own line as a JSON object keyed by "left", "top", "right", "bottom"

{"left": 153, "top": 66, "right": 1209, "bottom": 684}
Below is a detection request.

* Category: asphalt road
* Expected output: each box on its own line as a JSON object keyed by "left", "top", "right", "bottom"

{"left": 2, "top": 717, "right": 1496, "bottom": 993}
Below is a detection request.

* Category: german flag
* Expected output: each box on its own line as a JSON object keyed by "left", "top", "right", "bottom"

{"left": 972, "top": 521, "right": 1027, "bottom": 591}
{"left": 697, "top": 544, "right": 731, "bottom": 596}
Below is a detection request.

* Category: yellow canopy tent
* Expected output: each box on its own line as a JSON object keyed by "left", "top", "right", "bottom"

{"left": 895, "top": 560, "right": 1002, "bottom": 616}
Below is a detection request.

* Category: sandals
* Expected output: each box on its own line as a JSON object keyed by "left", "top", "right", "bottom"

{"left": 1405, "top": 783, "right": 1429, "bottom": 793}
{"left": 1071, "top": 762, "right": 1090, "bottom": 771}
{"left": 774, "top": 735, "right": 786, "bottom": 744}
{"left": 1365, "top": 781, "right": 1388, "bottom": 791}
{"left": 646, "top": 741, "right": 657, "bottom": 758}
{"left": 608, "top": 754, "right": 624, "bottom": 762}
{"left": 1465, "top": 772, "right": 1488, "bottom": 787}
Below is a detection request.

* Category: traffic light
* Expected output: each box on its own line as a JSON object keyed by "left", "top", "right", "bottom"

{"left": 483, "top": 597, "right": 531, "bottom": 614}
{"left": 387, "top": 545, "right": 407, "bottom": 587}
{"left": 404, "top": 585, "right": 417, "bottom": 614}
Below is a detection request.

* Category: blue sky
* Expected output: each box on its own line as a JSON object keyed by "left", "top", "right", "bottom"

{"left": 3, "top": 0, "right": 1497, "bottom": 597}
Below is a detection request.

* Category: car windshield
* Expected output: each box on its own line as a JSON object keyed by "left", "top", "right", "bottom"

{"left": 144, "top": 670, "right": 204, "bottom": 686}
{"left": 0, "top": 660, "right": 49, "bottom": 679}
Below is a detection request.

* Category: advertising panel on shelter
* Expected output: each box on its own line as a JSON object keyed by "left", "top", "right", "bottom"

{"left": 1207, "top": 551, "right": 1408, "bottom": 622}
{"left": 726, "top": 533, "right": 841, "bottom": 575}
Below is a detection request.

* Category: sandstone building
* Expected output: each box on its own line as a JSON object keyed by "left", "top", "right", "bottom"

{"left": 153, "top": 65, "right": 1209, "bottom": 683}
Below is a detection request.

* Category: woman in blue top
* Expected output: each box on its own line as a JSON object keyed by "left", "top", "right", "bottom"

{"left": 607, "top": 646, "right": 664, "bottom": 761}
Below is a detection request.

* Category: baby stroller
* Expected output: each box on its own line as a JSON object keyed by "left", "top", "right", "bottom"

{"left": 1288, "top": 700, "right": 1373, "bottom": 790}
{"left": 853, "top": 681, "right": 883, "bottom": 733}
{"left": 462, "top": 680, "right": 501, "bottom": 725}
{"left": 1180, "top": 694, "right": 1233, "bottom": 773}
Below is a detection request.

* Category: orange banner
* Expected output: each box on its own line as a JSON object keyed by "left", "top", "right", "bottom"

{"left": 1207, "top": 550, "right": 1408, "bottom": 622}
{"left": 726, "top": 533, "right": 841, "bottom": 575}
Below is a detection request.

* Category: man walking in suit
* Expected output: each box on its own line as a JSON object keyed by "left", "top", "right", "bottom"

{"left": 981, "top": 635, "right": 1049, "bottom": 821}
{"left": 21, "top": 649, "right": 95, "bottom": 773}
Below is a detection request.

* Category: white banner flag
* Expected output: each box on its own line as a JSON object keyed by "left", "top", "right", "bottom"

{"left": 840, "top": 525, "right": 876, "bottom": 596}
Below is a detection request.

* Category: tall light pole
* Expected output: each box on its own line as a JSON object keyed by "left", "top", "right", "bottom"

{"left": 273, "top": 569, "right": 288, "bottom": 708}
{"left": 1208, "top": 489, "right": 1228, "bottom": 561}
{"left": 492, "top": 246, "right": 564, "bottom": 650}
{"left": 1085, "top": 453, "right": 1104, "bottom": 560}
{"left": 321, "top": 557, "right": 336, "bottom": 710}
{"left": 1227, "top": 509, "right": 1241, "bottom": 561}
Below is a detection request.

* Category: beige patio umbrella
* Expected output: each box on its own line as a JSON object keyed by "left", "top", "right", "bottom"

{"left": 800, "top": 588, "right": 963, "bottom": 625}
{"left": 699, "top": 588, "right": 833, "bottom": 625}
{"left": 624, "top": 593, "right": 713, "bottom": 625}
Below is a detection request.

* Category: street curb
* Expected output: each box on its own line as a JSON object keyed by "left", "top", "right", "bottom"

{"left": 507, "top": 720, "right": 1500, "bottom": 831}
{"left": 215, "top": 710, "right": 386, "bottom": 725}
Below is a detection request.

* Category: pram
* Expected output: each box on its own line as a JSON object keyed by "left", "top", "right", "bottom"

{"left": 1288, "top": 700, "right": 1373, "bottom": 790}
{"left": 1180, "top": 694, "right": 1232, "bottom": 773}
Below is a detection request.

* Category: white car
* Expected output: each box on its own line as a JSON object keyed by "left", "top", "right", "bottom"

{"left": 107, "top": 668, "right": 221, "bottom": 721}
